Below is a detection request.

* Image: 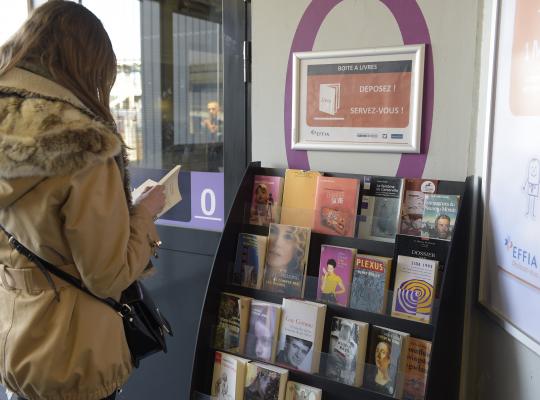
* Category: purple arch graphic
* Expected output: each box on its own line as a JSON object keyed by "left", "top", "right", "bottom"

{"left": 284, "top": 0, "right": 434, "bottom": 177}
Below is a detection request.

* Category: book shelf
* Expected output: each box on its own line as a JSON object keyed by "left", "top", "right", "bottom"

{"left": 189, "top": 162, "right": 472, "bottom": 400}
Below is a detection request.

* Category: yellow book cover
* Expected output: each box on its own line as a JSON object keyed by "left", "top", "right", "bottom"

{"left": 281, "top": 169, "right": 322, "bottom": 227}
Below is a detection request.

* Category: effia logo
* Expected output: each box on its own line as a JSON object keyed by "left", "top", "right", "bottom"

{"left": 505, "top": 236, "right": 537, "bottom": 268}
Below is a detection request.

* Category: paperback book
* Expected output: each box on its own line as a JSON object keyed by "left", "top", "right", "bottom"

{"left": 212, "top": 351, "right": 250, "bottom": 400}
{"left": 276, "top": 299, "right": 327, "bottom": 373}
{"left": 280, "top": 169, "right": 322, "bottom": 228}
{"left": 312, "top": 176, "right": 360, "bottom": 237}
{"left": 420, "top": 194, "right": 460, "bottom": 241}
{"left": 215, "top": 292, "right": 251, "bottom": 354}
{"left": 262, "top": 224, "right": 311, "bottom": 297}
{"left": 400, "top": 178, "right": 438, "bottom": 236}
{"left": 394, "top": 234, "right": 449, "bottom": 297}
{"left": 316, "top": 245, "right": 356, "bottom": 307}
{"left": 132, "top": 164, "right": 182, "bottom": 218}
{"left": 357, "top": 176, "right": 404, "bottom": 243}
{"left": 349, "top": 254, "right": 393, "bottom": 314}
{"left": 249, "top": 175, "right": 284, "bottom": 226}
{"left": 245, "top": 300, "right": 282, "bottom": 363}
{"left": 244, "top": 362, "right": 288, "bottom": 400}
{"left": 232, "top": 233, "right": 268, "bottom": 289}
{"left": 363, "top": 325, "right": 410, "bottom": 398}
{"left": 403, "top": 338, "right": 432, "bottom": 400}
{"left": 325, "top": 317, "right": 369, "bottom": 387}
{"left": 285, "top": 381, "right": 322, "bottom": 400}
{"left": 391, "top": 255, "right": 439, "bottom": 324}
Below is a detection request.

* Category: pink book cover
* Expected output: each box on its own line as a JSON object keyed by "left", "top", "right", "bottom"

{"left": 316, "top": 245, "right": 356, "bottom": 307}
{"left": 312, "top": 176, "right": 360, "bottom": 237}
{"left": 249, "top": 175, "right": 284, "bottom": 226}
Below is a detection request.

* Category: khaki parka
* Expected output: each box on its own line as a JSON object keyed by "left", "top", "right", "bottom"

{"left": 0, "top": 68, "right": 160, "bottom": 400}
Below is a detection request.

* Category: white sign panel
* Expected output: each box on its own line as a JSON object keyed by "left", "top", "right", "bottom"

{"left": 480, "top": 0, "right": 540, "bottom": 354}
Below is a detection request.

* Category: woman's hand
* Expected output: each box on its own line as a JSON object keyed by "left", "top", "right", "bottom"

{"left": 135, "top": 185, "right": 166, "bottom": 219}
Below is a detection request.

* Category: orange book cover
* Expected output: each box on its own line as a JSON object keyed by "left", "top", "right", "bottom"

{"left": 312, "top": 176, "right": 360, "bottom": 237}
{"left": 281, "top": 169, "right": 322, "bottom": 228}
{"left": 403, "top": 338, "right": 432, "bottom": 400}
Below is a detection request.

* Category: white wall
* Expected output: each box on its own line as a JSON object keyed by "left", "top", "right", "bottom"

{"left": 251, "top": 1, "right": 540, "bottom": 399}
{"left": 252, "top": 0, "right": 479, "bottom": 181}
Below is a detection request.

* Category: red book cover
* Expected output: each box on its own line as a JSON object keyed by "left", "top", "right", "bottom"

{"left": 312, "top": 176, "right": 360, "bottom": 237}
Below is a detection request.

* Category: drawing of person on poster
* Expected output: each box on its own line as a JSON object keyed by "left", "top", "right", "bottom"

{"left": 522, "top": 158, "right": 539, "bottom": 218}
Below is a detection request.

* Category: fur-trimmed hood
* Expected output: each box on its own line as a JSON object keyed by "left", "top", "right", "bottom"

{"left": 0, "top": 68, "right": 123, "bottom": 208}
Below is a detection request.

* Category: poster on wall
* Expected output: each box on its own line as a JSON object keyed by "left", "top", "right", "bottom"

{"left": 291, "top": 44, "right": 424, "bottom": 153}
{"left": 479, "top": 0, "right": 540, "bottom": 354}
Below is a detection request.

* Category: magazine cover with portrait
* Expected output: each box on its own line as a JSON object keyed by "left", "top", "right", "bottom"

{"left": 249, "top": 175, "right": 284, "bottom": 226}
{"left": 364, "top": 326, "right": 410, "bottom": 398}
{"left": 245, "top": 301, "right": 282, "bottom": 362}
{"left": 285, "top": 381, "right": 322, "bottom": 400}
{"left": 262, "top": 224, "right": 311, "bottom": 297}
{"left": 316, "top": 245, "right": 355, "bottom": 307}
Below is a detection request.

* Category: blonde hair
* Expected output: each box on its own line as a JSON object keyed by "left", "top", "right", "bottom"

{"left": 0, "top": 0, "right": 117, "bottom": 125}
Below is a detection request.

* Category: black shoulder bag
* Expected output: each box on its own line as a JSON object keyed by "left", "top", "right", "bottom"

{"left": 1, "top": 226, "right": 173, "bottom": 368}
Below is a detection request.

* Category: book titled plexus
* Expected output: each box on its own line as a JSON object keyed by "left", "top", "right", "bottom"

{"left": 349, "top": 254, "right": 392, "bottom": 314}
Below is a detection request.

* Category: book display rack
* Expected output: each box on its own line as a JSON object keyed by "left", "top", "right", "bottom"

{"left": 190, "top": 162, "right": 472, "bottom": 400}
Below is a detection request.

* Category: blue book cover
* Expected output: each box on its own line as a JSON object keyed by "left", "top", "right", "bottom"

{"left": 232, "top": 233, "right": 267, "bottom": 289}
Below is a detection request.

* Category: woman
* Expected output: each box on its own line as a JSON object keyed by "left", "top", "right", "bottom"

{"left": 0, "top": 2, "right": 165, "bottom": 399}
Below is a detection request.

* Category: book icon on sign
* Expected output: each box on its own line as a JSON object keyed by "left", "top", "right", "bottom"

{"left": 319, "top": 83, "right": 341, "bottom": 115}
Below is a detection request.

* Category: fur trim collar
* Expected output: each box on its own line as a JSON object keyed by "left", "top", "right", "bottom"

{"left": 0, "top": 88, "right": 122, "bottom": 179}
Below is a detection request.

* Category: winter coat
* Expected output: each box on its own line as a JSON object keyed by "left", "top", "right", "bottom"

{"left": 0, "top": 67, "right": 160, "bottom": 400}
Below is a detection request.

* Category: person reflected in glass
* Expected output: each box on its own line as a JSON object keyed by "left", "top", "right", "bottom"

{"left": 202, "top": 100, "right": 222, "bottom": 141}
{"left": 201, "top": 100, "right": 223, "bottom": 171}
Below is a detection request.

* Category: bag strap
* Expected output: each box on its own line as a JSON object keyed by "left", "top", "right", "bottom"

{"left": 0, "top": 225, "right": 128, "bottom": 316}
